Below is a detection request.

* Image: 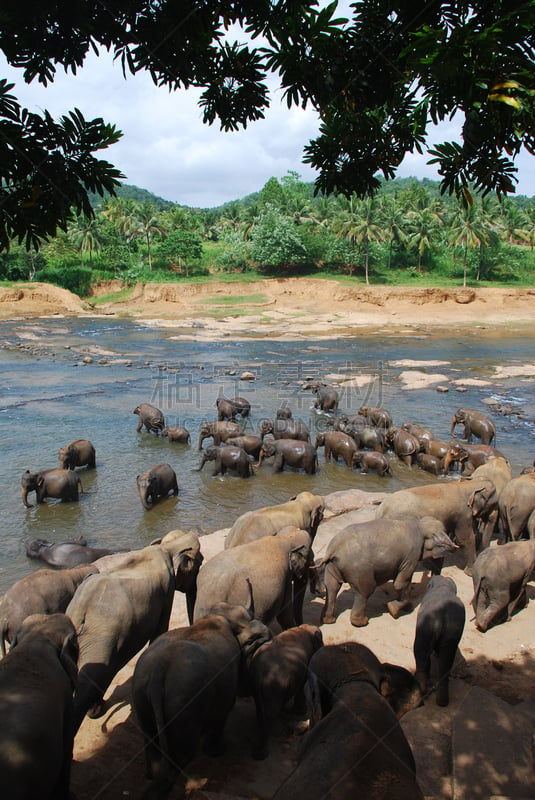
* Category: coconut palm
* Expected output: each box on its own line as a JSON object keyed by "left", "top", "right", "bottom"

{"left": 333, "top": 195, "right": 385, "bottom": 283}
{"left": 69, "top": 215, "right": 103, "bottom": 264}
{"left": 447, "top": 202, "right": 490, "bottom": 286}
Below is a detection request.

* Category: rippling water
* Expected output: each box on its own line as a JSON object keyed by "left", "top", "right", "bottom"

{"left": 1, "top": 318, "right": 534, "bottom": 592}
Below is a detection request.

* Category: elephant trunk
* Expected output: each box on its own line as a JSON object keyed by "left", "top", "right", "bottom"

{"left": 137, "top": 483, "right": 153, "bottom": 509}
{"left": 450, "top": 415, "right": 458, "bottom": 437}
{"left": 21, "top": 486, "right": 33, "bottom": 508}
{"left": 443, "top": 451, "right": 454, "bottom": 474}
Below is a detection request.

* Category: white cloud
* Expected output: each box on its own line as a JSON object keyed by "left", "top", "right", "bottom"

{"left": 2, "top": 46, "right": 534, "bottom": 207}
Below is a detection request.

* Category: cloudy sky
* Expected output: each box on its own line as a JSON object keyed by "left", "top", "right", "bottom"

{"left": 2, "top": 43, "right": 534, "bottom": 208}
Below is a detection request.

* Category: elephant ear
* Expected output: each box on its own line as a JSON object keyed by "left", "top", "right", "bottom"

{"left": 289, "top": 545, "right": 310, "bottom": 581}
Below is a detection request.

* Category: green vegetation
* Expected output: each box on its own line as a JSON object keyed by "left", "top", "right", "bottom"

{"left": 196, "top": 294, "right": 269, "bottom": 306}
{"left": 1, "top": 3, "right": 534, "bottom": 251}
{"left": 1, "top": 174, "right": 534, "bottom": 292}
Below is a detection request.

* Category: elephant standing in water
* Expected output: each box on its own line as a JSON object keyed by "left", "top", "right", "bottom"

{"left": 311, "top": 384, "right": 339, "bottom": 414}
{"left": 196, "top": 444, "right": 254, "bottom": 478}
{"left": 66, "top": 530, "right": 203, "bottom": 732}
{"left": 216, "top": 396, "right": 251, "bottom": 420}
{"left": 58, "top": 438, "right": 96, "bottom": 469}
{"left": 136, "top": 463, "right": 178, "bottom": 509}
{"left": 133, "top": 402, "right": 165, "bottom": 434}
{"left": 256, "top": 438, "right": 317, "bottom": 474}
{"left": 450, "top": 407, "right": 496, "bottom": 445}
{"left": 21, "top": 468, "right": 82, "bottom": 507}
{"left": 0, "top": 613, "right": 79, "bottom": 800}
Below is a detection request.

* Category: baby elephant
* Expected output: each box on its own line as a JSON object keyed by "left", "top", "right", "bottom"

{"left": 413, "top": 576, "right": 465, "bottom": 706}
{"left": 352, "top": 450, "right": 392, "bottom": 476}
{"left": 247, "top": 624, "right": 323, "bottom": 760}
{"left": 314, "top": 517, "right": 456, "bottom": 626}
{"left": 136, "top": 463, "right": 178, "bottom": 509}
{"left": 58, "top": 438, "right": 96, "bottom": 469}
{"left": 196, "top": 444, "right": 253, "bottom": 478}
{"left": 162, "top": 425, "right": 191, "bottom": 444}
{"left": 471, "top": 540, "right": 535, "bottom": 632}
{"left": 133, "top": 402, "right": 165, "bottom": 434}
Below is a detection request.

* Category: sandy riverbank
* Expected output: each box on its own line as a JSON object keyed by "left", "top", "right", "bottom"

{"left": 1, "top": 279, "right": 535, "bottom": 338}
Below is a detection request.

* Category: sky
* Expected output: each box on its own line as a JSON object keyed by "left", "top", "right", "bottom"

{"left": 2, "top": 41, "right": 534, "bottom": 209}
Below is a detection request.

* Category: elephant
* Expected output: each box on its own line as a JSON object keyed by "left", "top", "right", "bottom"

{"left": 498, "top": 472, "right": 535, "bottom": 542}
{"left": 196, "top": 444, "right": 254, "bottom": 478}
{"left": 386, "top": 427, "right": 423, "bottom": 466}
{"left": 26, "top": 536, "right": 125, "bottom": 568}
{"left": 276, "top": 405, "right": 293, "bottom": 420}
{"left": 21, "top": 468, "right": 82, "bottom": 508}
{"left": 198, "top": 420, "right": 241, "bottom": 449}
{"left": 312, "top": 384, "right": 339, "bottom": 414}
{"left": 343, "top": 423, "right": 386, "bottom": 452}
{"left": 334, "top": 412, "right": 366, "bottom": 431}
{"left": 133, "top": 402, "right": 165, "bottom": 434}
{"left": 259, "top": 417, "right": 310, "bottom": 441}
{"left": 443, "top": 442, "right": 506, "bottom": 475}
{"left": 216, "top": 395, "right": 251, "bottom": 421}
{"left": 132, "top": 602, "right": 271, "bottom": 800}
{"left": 467, "top": 456, "right": 512, "bottom": 494}
{"left": 0, "top": 564, "right": 96, "bottom": 657}
{"left": 136, "top": 463, "right": 178, "bottom": 509}
{"left": 0, "top": 613, "right": 79, "bottom": 800}
{"left": 423, "top": 438, "right": 451, "bottom": 460}
{"left": 376, "top": 478, "right": 500, "bottom": 573}
{"left": 413, "top": 575, "right": 465, "bottom": 706}
{"left": 161, "top": 425, "right": 190, "bottom": 443}
{"left": 247, "top": 624, "right": 323, "bottom": 760}
{"left": 358, "top": 405, "right": 393, "bottom": 429}
{"left": 415, "top": 452, "right": 443, "bottom": 476}
{"left": 225, "top": 491, "right": 325, "bottom": 549}
{"left": 313, "top": 517, "right": 456, "bottom": 626}
{"left": 273, "top": 642, "right": 423, "bottom": 800}
{"left": 471, "top": 540, "right": 535, "bottom": 631}
{"left": 58, "top": 438, "right": 96, "bottom": 469}
{"left": 225, "top": 434, "right": 263, "bottom": 458}
{"left": 315, "top": 430, "right": 357, "bottom": 467}
{"left": 256, "top": 438, "right": 318, "bottom": 474}
{"left": 66, "top": 529, "right": 203, "bottom": 732}
{"left": 450, "top": 407, "right": 496, "bottom": 446}
{"left": 194, "top": 526, "right": 313, "bottom": 629}
{"left": 352, "top": 449, "right": 392, "bottom": 476}
{"left": 401, "top": 422, "right": 434, "bottom": 448}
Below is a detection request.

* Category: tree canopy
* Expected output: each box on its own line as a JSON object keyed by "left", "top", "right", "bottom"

{"left": 1, "top": 1, "right": 534, "bottom": 251}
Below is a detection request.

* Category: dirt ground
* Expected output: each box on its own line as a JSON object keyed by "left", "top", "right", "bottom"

{"left": 1, "top": 280, "right": 534, "bottom": 798}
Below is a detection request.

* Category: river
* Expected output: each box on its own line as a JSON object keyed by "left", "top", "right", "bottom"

{"left": 1, "top": 317, "right": 534, "bottom": 593}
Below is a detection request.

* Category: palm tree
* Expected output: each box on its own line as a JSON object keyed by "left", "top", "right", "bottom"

{"left": 497, "top": 199, "right": 530, "bottom": 246}
{"left": 406, "top": 206, "right": 443, "bottom": 273}
{"left": 69, "top": 215, "right": 103, "bottom": 264}
{"left": 379, "top": 195, "right": 408, "bottom": 269}
{"left": 128, "top": 201, "right": 164, "bottom": 269}
{"left": 447, "top": 202, "right": 490, "bottom": 287}
{"left": 333, "top": 195, "right": 385, "bottom": 283}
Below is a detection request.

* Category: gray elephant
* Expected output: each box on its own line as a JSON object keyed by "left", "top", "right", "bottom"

{"left": 273, "top": 642, "right": 423, "bottom": 800}
{"left": 21, "top": 468, "right": 82, "bottom": 508}
{"left": 133, "top": 402, "right": 165, "bottom": 434}
{"left": 194, "top": 526, "right": 313, "bottom": 629}
{"left": 343, "top": 423, "right": 386, "bottom": 452}
{"left": 352, "top": 449, "right": 392, "bottom": 476}
{"left": 314, "top": 517, "right": 455, "bottom": 626}
{"left": 443, "top": 442, "right": 505, "bottom": 474}
{"left": 162, "top": 425, "right": 190, "bottom": 443}
{"left": 423, "top": 438, "right": 451, "bottom": 460}
{"left": 386, "top": 427, "right": 423, "bottom": 466}
{"left": 401, "top": 422, "right": 434, "bottom": 448}
{"left": 0, "top": 613, "right": 79, "bottom": 800}
{"left": 334, "top": 412, "right": 366, "bottom": 431}
{"left": 26, "top": 536, "right": 125, "bottom": 568}
{"left": 415, "top": 452, "right": 443, "bottom": 476}
{"left": 467, "top": 456, "right": 512, "bottom": 494}
{"left": 276, "top": 405, "right": 293, "bottom": 419}
{"left": 259, "top": 418, "right": 310, "bottom": 441}
{"left": 315, "top": 430, "right": 357, "bottom": 467}
{"left": 0, "top": 564, "right": 96, "bottom": 657}
{"left": 413, "top": 576, "right": 465, "bottom": 706}
{"left": 256, "top": 438, "right": 317, "bottom": 474}
{"left": 136, "top": 463, "right": 178, "bottom": 509}
{"left": 498, "top": 472, "right": 535, "bottom": 542}
{"left": 216, "top": 395, "right": 251, "bottom": 420}
{"left": 358, "top": 405, "right": 393, "bottom": 428}
{"left": 450, "top": 407, "right": 496, "bottom": 445}
{"left": 58, "top": 438, "right": 96, "bottom": 469}
{"left": 66, "top": 530, "right": 203, "bottom": 732}
{"left": 132, "top": 601, "right": 271, "bottom": 800}
{"left": 471, "top": 540, "right": 535, "bottom": 631}
{"left": 225, "top": 434, "right": 263, "bottom": 458}
{"left": 312, "top": 384, "right": 339, "bottom": 414}
{"left": 225, "top": 491, "right": 325, "bottom": 549}
{"left": 198, "top": 420, "right": 241, "bottom": 449}
{"left": 248, "top": 623, "right": 323, "bottom": 760}
{"left": 196, "top": 444, "right": 253, "bottom": 478}
{"left": 376, "top": 478, "right": 500, "bottom": 573}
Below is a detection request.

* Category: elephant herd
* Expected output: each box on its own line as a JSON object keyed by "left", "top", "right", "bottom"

{"left": 3, "top": 388, "right": 535, "bottom": 799}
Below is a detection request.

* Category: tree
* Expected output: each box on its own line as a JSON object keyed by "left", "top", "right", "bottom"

{"left": 2, "top": 2, "right": 534, "bottom": 252}
{"left": 249, "top": 205, "right": 308, "bottom": 273}
{"left": 448, "top": 202, "right": 490, "bottom": 287}
{"left": 333, "top": 196, "right": 385, "bottom": 283}
{"left": 157, "top": 231, "right": 203, "bottom": 275}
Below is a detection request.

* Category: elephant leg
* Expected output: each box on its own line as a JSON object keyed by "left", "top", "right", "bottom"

{"left": 349, "top": 590, "right": 371, "bottom": 627}
{"left": 480, "top": 510, "right": 499, "bottom": 552}
{"left": 73, "top": 663, "right": 113, "bottom": 732}
{"left": 292, "top": 578, "right": 307, "bottom": 625}
{"left": 435, "top": 640, "right": 458, "bottom": 707}
{"left": 413, "top": 631, "right": 433, "bottom": 696}
{"left": 527, "top": 510, "right": 535, "bottom": 539}
{"left": 388, "top": 571, "right": 414, "bottom": 618}
{"left": 320, "top": 569, "right": 342, "bottom": 624}
{"left": 272, "top": 453, "right": 285, "bottom": 473}
{"left": 276, "top": 596, "right": 298, "bottom": 631}
{"left": 506, "top": 578, "right": 529, "bottom": 621}
{"left": 476, "top": 587, "right": 508, "bottom": 631}
{"left": 252, "top": 687, "right": 270, "bottom": 760}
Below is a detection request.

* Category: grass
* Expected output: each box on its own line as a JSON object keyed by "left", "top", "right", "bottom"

{"left": 86, "top": 288, "right": 135, "bottom": 305}
{"left": 195, "top": 292, "right": 269, "bottom": 306}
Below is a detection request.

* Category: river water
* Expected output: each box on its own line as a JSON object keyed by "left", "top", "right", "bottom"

{"left": 1, "top": 317, "right": 534, "bottom": 593}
